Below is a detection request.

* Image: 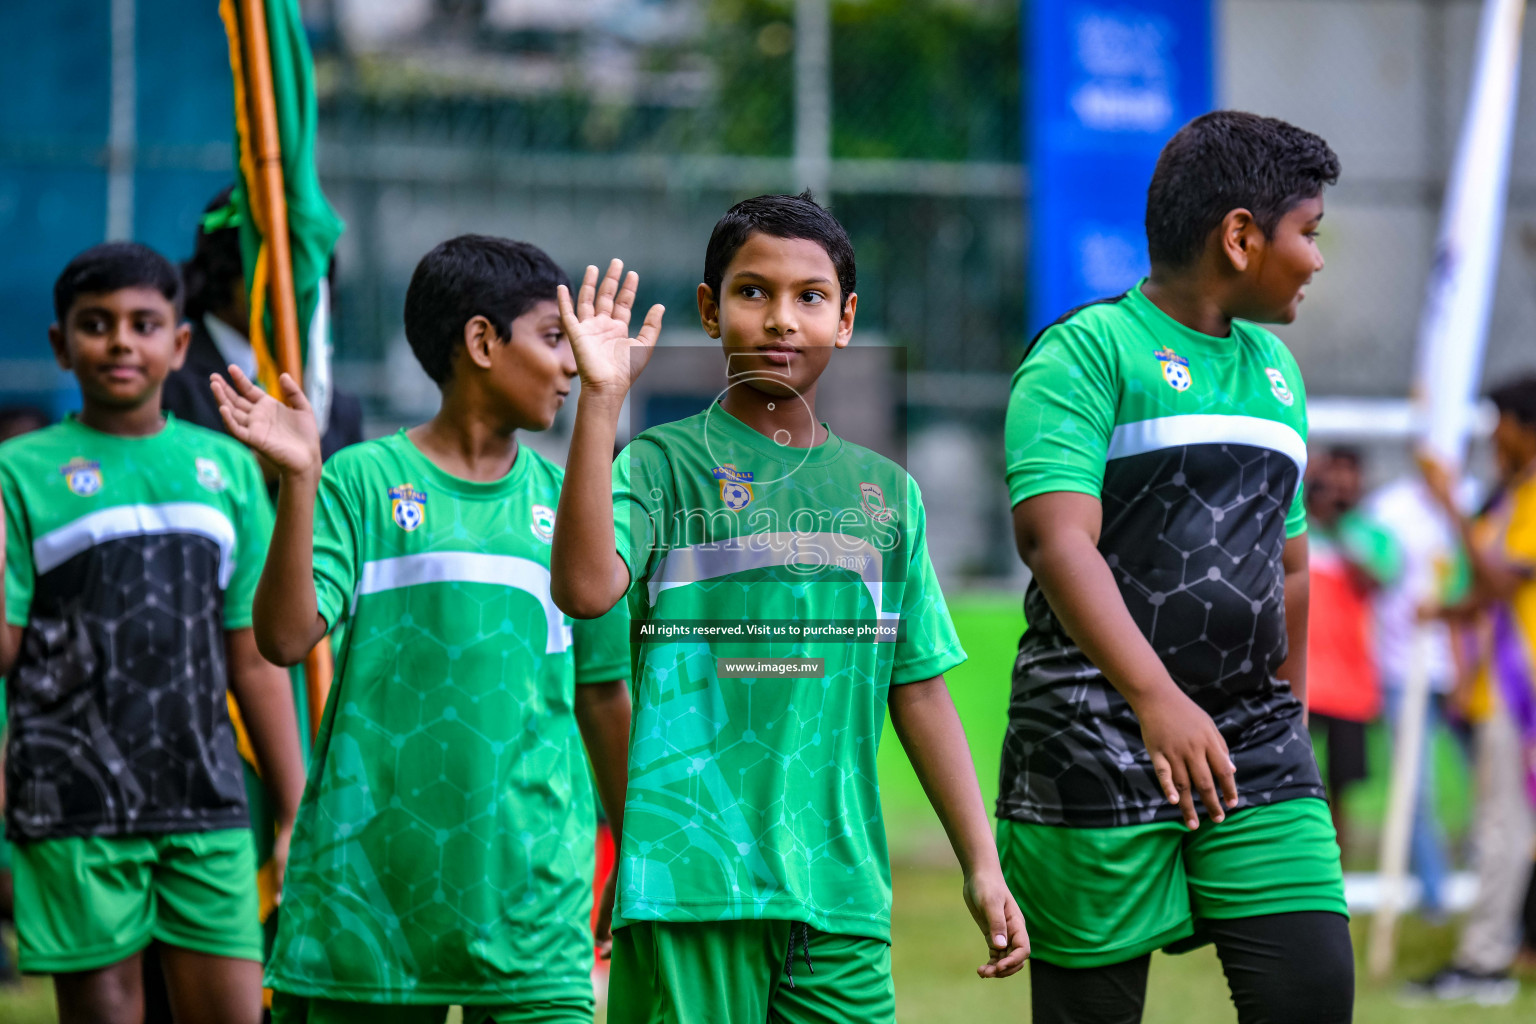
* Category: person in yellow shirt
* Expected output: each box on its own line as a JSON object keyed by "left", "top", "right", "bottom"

{"left": 1411, "top": 373, "right": 1536, "bottom": 1005}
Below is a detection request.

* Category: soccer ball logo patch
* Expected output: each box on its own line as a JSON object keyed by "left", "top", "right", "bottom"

{"left": 1155, "top": 347, "right": 1192, "bottom": 392}
{"left": 1266, "top": 367, "right": 1294, "bottom": 406}
{"left": 859, "top": 482, "right": 893, "bottom": 523}
{"left": 531, "top": 504, "right": 555, "bottom": 543}
{"left": 388, "top": 484, "right": 428, "bottom": 532}
{"left": 195, "top": 457, "right": 227, "bottom": 493}
{"left": 712, "top": 464, "right": 754, "bottom": 511}
{"left": 59, "top": 457, "right": 102, "bottom": 497}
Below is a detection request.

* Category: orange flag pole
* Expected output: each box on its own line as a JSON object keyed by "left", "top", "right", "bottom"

{"left": 239, "top": 0, "right": 332, "bottom": 741}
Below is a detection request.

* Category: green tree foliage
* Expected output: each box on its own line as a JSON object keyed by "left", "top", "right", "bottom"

{"left": 707, "top": 0, "right": 1019, "bottom": 160}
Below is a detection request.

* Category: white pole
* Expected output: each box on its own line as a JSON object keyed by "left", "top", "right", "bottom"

{"left": 795, "top": 0, "right": 831, "bottom": 199}
{"left": 106, "top": 0, "right": 136, "bottom": 240}
{"left": 1370, "top": 0, "right": 1526, "bottom": 981}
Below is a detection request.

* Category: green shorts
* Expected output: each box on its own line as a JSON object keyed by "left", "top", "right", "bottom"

{"left": 607, "top": 920, "right": 894, "bottom": 1024}
{"left": 269, "top": 994, "right": 594, "bottom": 1024}
{"left": 12, "top": 828, "right": 263, "bottom": 973}
{"left": 998, "top": 797, "right": 1347, "bottom": 968}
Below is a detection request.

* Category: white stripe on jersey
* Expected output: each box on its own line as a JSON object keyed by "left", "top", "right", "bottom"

{"left": 32, "top": 502, "right": 238, "bottom": 588}
{"left": 648, "top": 530, "right": 899, "bottom": 636}
{"left": 1107, "top": 414, "right": 1307, "bottom": 475}
{"left": 351, "top": 552, "right": 572, "bottom": 654}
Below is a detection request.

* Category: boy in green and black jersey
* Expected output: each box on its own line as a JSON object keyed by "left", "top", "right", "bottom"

{"left": 551, "top": 193, "right": 1028, "bottom": 1024}
{"left": 1001, "top": 112, "right": 1354, "bottom": 1023}
{"left": 215, "top": 235, "right": 632, "bottom": 1023}
{"left": 0, "top": 243, "right": 305, "bottom": 1024}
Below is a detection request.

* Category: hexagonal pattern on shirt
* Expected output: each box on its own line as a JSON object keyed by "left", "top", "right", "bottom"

{"left": 997, "top": 442, "right": 1325, "bottom": 827}
{"left": 5, "top": 534, "right": 246, "bottom": 840}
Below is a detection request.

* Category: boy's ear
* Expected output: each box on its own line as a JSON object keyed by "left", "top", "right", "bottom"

{"left": 48, "top": 323, "right": 72, "bottom": 371}
{"left": 1218, "top": 208, "right": 1262, "bottom": 273}
{"left": 697, "top": 283, "right": 721, "bottom": 339}
{"left": 834, "top": 292, "right": 857, "bottom": 349}
{"left": 168, "top": 322, "right": 192, "bottom": 372}
{"left": 462, "top": 314, "right": 499, "bottom": 371}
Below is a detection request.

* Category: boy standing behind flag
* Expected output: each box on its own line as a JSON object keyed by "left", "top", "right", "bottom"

{"left": 2, "top": 243, "right": 304, "bottom": 1024}
{"left": 551, "top": 192, "right": 1027, "bottom": 1024}
{"left": 215, "top": 236, "right": 632, "bottom": 1023}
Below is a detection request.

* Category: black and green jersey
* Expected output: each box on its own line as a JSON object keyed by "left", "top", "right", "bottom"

{"left": 1000, "top": 282, "right": 1323, "bottom": 827}
{"left": 266, "top": 433, "right": 630, "bottom": 1004}
{"left": 612, "top": 405, "right": 964, "bottom": 942}
{"left": 0, "top": 415, "right": 272, "bottom": 841}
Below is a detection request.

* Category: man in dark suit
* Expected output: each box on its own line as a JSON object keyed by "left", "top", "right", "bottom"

{"left": 164, "top": 188, "right": 363, "bottom": 462}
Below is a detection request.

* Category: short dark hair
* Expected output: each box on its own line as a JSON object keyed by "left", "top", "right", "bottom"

{"left": 703, "top": 191, "right": 856, "bottom": 310}
{"left": 1489, "top": 373, "right": 1536, "bottom": 428}
{"left": 183, "top": 186, "right": 244, "bottom": 322}
{"left": 1145, "top": 111, "right": 1341, "bottom": 268}
{"left": 403, "top": 234, "right": 571, "bottom": 385}
{"left": 53, "top": 241, "right": 182, "bottom": 323}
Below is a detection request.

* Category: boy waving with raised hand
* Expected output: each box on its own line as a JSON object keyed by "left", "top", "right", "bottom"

{"left": 552, "top": 193, "right": 1027, "bottom": 1024}
{"left": 215, "top": 236, "right": 632, "bottom": 1024}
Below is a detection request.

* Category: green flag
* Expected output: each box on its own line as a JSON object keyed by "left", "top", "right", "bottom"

{"left": 220, "top": 0, "right": 344, "bottom": 431}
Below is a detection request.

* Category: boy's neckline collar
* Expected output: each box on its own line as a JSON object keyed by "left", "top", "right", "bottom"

{"left": 66, "top": 411, "right": 177, "bottom": 441}
{"left": 1127, "top": 278, "right": 1246, "bottom": 353}
{"left": 392, "top": 428, "right": 531, "bottom": 495}
{"left": 705, "top": 400, "right": 844, "bottom": 466}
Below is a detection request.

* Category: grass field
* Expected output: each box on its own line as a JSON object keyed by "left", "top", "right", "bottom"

{"left": 0, "top": 594, "right": 1514, "bottom": 1021}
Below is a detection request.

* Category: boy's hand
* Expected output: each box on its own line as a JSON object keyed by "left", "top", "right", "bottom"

{"left": 963, "top": 868, "right": 1029, "bottom": 979}
{"left": 1134, "top": 688, "right": 1238, "bottom": 829}
{"left": 210, "top": 365, "right": 322, "bottom": 479}
{"left": 594, "top": 869, "right": 618, "bottom": 959}
{"left": 556, "top": 259, "right": 664, "bottom": 401}
{"left": 271, "top": 819, "right": 294, "bottom": 900}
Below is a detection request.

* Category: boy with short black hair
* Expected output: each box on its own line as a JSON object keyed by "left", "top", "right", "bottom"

{"left": 999, "top": 111, "right": 1354, "bottom": 1024}
{"left": 0, "top": 241, "right": 305, "bottom": 1024}
{"left": 551, "top": 191, "right": 1028, "bottom": 1024}
{"left": 216, "top": 234, "right": 633, "bottom": 1023}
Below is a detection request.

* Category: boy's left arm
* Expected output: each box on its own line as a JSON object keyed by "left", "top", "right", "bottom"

{"left": 225, "top": 627, "right": 305, "bottom": 888}
{"left": 575, "top": 679, "right": 631, "bottom": 958}
{"left": 888, "top": 678, "right": 1028, "bottom": 978}
{"left": 1276, "top": 534, "right": 1310, "bottom": 712}
{"left": 570, "top": 601, "right": 634, "bottom": 958}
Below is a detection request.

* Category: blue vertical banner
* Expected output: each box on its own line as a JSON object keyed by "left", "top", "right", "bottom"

{"left": 1028, "top": 1, "right": 1214, "bottom": 332}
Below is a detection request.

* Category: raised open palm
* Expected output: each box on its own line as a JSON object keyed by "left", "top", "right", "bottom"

{"left": 210, "top": 365, "right": 322, "bottom": 477}
{"left": 556, "top": 259, "right": 664, "bottom": 399}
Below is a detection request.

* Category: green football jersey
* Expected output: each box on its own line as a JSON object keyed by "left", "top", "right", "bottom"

{"left": 611, "top": 404, "right": 964, "bottom": 943}
{"left": 266, "top": 432, "right": 630, "bottom": 1004}
{"left": 0, "top": 414, "right": 271, "bottom": 840}
{"left": 999, "top": 280, "right": 1323, "bottom": 828}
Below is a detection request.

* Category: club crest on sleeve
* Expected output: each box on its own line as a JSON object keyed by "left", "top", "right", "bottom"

{"left": 1265, "top": 367, "right": 1295, "bottom": 406}
{"left": 1155, "top": 347, "right": 1192, "bottom": 392}
{"left": 859, "top": 482, "right": 893, "bottom": 523}
{"left": 195, "top": 457, "right": 227, "bottom": 493}
{"left": 388, "top": 484, "right": 428, "bottom": 532}
{"left": 712, "top": 464, "right": 754, "bottom": 511}
{"left": 531, "top": 504, "right": 555, "bottom": 543}
{"left": 59, "top": 457, "right": 102, "bottom": 497}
